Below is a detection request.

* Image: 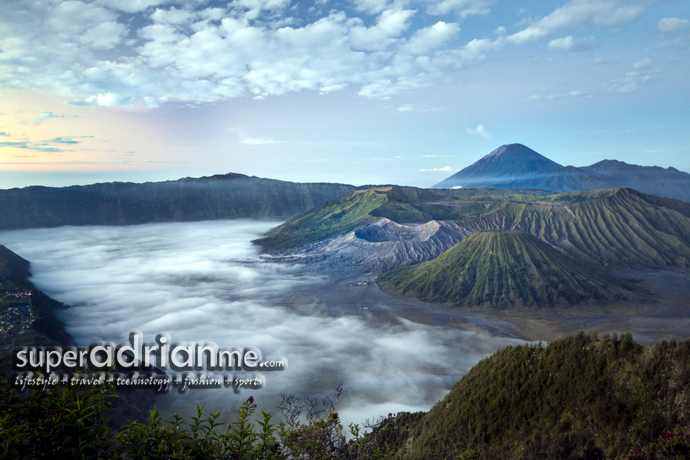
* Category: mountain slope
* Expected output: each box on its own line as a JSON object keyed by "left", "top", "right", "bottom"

{"left": 258, "top": 186, "right": 690, "bottom": 271}
{"left": 0, "top": 173, "right": 355, "bottom": 230}
{"left": 460, "top": 188, "right": 690, "bottom": 269}
{"left": 366, "top": 333, "right": 690, "bottom": 460}
{"left": 255, "top": 187, "right": 390, "bottom": 251}
{"left": 0, "top": 245, "right": 31, "bottom": 288}
{"left": 434, "top": 143, "right": 563, "bottom": 189}
{"left": 434, "top": 144, "right": 690, "bottom": 203}
{"left": 379, "top": 231, "right": 634, "bottom": 308}
{"left": 254, "top": 186, "right": 549, "bottom": 252}
{"left": 0, "top": 245, "right": 159, "bottom": 429}
{"left": 0, "top": 245, "right": 72, "bottom": 347}
{"left": 286, "top": 218, "right": 472, "bottom": 274}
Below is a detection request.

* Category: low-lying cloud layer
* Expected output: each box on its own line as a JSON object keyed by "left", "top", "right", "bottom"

{"left": 1, "top": 220, "right": 524, "bottom": 425}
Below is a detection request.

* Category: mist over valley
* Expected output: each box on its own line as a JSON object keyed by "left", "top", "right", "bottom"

{"left": 0, "top": 219, "right": 525, "bottom": 426}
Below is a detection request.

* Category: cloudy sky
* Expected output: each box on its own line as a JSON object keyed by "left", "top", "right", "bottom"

{"left": 1, "top": 0, "right": 689, "bottom": 188}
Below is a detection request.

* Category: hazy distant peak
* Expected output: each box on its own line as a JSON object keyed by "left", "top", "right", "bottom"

{"left": 433, "top": 144, "right": 690, "bottom": 202}
{"left": 468, "top": 143, "right": 562, "bottom": 171}
{"left": 582, "top": 160, "right": 687, "bottom": 174}
{"left": 434, "top": 143, "right": 562, "bottom": 189}
{"left": 484, "top": 143, "right": 554, "bottom": 161}
{"left": 583, "top": 159, "right": 634, "bottom": 171}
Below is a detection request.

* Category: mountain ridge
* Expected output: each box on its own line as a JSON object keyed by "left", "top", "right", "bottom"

{"left": 434, "top": 144, "right": 690, "bottom": 203}
{"left": 0, "top": 173, "right": 356, "bottom": 230}
{"left": 257, "top": 186, "right": 690, "bottom": 274}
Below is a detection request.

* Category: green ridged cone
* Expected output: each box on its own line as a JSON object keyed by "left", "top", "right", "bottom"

{"left": 379, "top": 231, "right": 634, "bottom": 308}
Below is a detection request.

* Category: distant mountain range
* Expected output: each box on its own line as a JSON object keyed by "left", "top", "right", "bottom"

{"left": 434, "top": 143, "right": 690, "bottom": 203}
{"left": 0, "top": 173, "right": 355, "bottom": 230}
{"left": 258, "top": 186, "right": 690, "bottom": 270}
{"left": 258, "top": 185, "right": 690, "bottom": 307}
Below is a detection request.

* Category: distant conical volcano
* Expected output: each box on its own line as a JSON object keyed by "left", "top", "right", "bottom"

{"left": 433, "top": 143, "right": 690, "bottom": 203}
{"left": 378, "top": 231, "right": 634, "bottom": 308}
{"left": 434, "top": 144, "right": 562, "bottom": 189}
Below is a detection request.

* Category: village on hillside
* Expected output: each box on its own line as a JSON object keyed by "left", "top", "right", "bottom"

{"left": 0, "top": 289, "right": 35, "bottom": 348}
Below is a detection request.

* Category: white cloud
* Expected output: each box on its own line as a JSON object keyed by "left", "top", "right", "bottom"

{"left": 419, "top": 166, "right": 452, "bottom": 171}
{"left": 151, "top": 7, "right": 195, "bottom": 24}
{"left": 507, "top": 0, "right": 645, "bottom": 45}
{"left": 609, "top": 71, "right": 651, "bottom": 94}
{"left": 467, "top": 124, "right": 490, "bottom": 138}
{"left": 349, "top": 8, "right": 416, "bottom": 51}
{"left": 527, "top": 90, "right": 586, "bottom": 101}
{"left": 80, "top": 21, "right": 128, "bottom": 49}
{"left": 231, "top": 0, "right": 292, "bottom": 20}
{"left": 456, "top": 37, "right": 503, "bottom": 61}
{"left": 72, "top": 93, "right": 139, "bottom": 107}
{"left": 424, "top": 0, "right": 495, "bottom": 19}
{"left": 99, "top": 0, "right": 183, "bottom": 14}
{"left": 607, "top": 57, "right": 655, "bottom": 93}
{"left": 657, "top": 17, "right": 690, "bottom": 35}
{"left": 548, "top": 35, "right": 598, "bottom": 52}
{"left": 353, "top": 0, "right": 391, "bottom": 14}
{"left": 548, "top": 35, "right": 574, "bottom": 51}
{"left": 226, "top": 127, "right": 278, "bottom": 145}
{"left": 0, "top": 0, "right": 667, "bottom": 107}
{"left": 241, "top": 137, "right": 278, "bottom": 145}
{"left": 33, "top": 111, "right": 63, "bottom": 125}
{"left": 403, "top": 21, "right": 461, "bottom": 55}
{"left": 632, "top": 57, "right": 651, "bottom": 69}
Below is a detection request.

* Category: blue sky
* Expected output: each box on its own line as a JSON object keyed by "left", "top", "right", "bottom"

{"left": 0, "top": 0, "right": 689, "bottom": 188}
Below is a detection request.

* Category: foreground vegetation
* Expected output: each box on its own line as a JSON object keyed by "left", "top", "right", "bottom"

{"left": 373, "top": 333, "right": 690, "bottom": 459}
{"left": 2, "top": 333, "right": 689, "bottom": 459}
{"left": 0, "top": 373, "right": 382, "bottom": 460}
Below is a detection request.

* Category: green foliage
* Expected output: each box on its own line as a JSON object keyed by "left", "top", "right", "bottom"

{"left": 276, "top": 384, "right": 381, "bottom": 459}
{"left": 115, "top": 397, "right": 284, "bottom": 459}
{"left": 3, "top": 334, "right": 689, "bottom": 459}
{"left": 0, "top": 371, "right": 373, "bottom": 460}
{"left": 0, "top": 370, "right": 115, "bottom": 459}
{"left": 365, "top": 333, "right": 690, "bottom": 460}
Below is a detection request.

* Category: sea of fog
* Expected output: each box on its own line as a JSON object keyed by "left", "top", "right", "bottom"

{"left": 0, "top": 219, "right": 525, "bottom": 426}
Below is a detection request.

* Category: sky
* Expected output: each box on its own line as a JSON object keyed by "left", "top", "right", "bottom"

{"left": 1, "top": 0, "right": 689, "bottom": 189}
